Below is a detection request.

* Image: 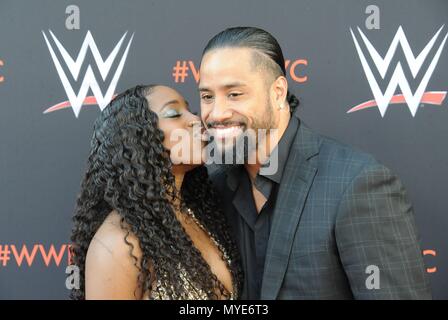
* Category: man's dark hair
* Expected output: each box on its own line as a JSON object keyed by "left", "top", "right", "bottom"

{"left": 202, "top": 26, "right": 300, "bottom": 112}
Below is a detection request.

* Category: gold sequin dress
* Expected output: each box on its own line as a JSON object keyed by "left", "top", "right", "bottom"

{"left": 146, "top": 209, "right": 239, "bottom": 300}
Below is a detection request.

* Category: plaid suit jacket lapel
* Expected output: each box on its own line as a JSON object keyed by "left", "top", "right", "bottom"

{"left": 260, "top": 120, "right": 321, "bottom": 299}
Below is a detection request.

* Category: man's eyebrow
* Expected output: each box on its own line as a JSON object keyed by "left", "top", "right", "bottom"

{"left": 198, "top": 82, "right": 247, "bottom": 92}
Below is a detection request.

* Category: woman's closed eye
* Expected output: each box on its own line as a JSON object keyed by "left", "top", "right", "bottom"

{"left": 161, "top": 108, "right": 182, "bottom": 118}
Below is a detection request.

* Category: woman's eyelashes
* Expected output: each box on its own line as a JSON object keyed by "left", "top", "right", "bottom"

{"left": 161, "top": 108, "right": 182, "bottom": 118}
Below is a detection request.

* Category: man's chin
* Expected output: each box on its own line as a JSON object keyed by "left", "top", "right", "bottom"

{"left": 208, "top": 141, "right": 251, "bottom": 165}
{"left": 214, "top": 140, "right": 237, "bottom": 153}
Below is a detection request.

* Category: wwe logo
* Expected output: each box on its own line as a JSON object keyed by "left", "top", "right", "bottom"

{"left": 349, "top": 25, "right": 447, "bottom": 117}
{"left": 42, "top": 30, "right": 134, "bottom": 118}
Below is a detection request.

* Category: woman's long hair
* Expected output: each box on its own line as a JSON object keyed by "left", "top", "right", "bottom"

{"left": 70, "top": 85, "right": 243, "bottom": 299}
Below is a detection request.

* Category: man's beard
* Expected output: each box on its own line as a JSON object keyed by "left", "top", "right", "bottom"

{"left": 206, "top": 100, "right": 275, "bottom": 166}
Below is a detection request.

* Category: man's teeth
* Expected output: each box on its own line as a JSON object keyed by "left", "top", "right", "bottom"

{"left": 212, "top": 126, "right": 243, "bottom": 137}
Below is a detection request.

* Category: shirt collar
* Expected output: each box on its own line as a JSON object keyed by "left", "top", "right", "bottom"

{"left": 259, "top": 112, "right": 299, "bottom": 184}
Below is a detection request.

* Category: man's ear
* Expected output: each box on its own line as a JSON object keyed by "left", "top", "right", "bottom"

{"left": 271, "top": 76, "right": 288, "bottom": 109}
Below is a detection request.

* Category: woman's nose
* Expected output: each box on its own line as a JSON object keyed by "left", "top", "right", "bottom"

{"left": 187, "top": 111, "right": 202, "bottom": 127}
{"left": 188, "top": 119, "right": 203, "bottom": 129}
{"left": 188, "top": 116, "right": 204, "bottom": 140}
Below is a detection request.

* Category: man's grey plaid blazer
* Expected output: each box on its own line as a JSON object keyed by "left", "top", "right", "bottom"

{"left": 210, "top": 119, "right": 432, "bottom": 300}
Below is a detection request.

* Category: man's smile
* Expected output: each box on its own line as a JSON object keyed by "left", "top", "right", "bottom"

{"left": 208, "top": 125, "right": 245, "bottom": 140}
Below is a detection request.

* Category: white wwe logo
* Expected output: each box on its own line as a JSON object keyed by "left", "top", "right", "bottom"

{"left": 350, "top": 25, "right": 447, "bottom": 117}
{"left": 42, "top": 30, "right": 134, "bottom": 118}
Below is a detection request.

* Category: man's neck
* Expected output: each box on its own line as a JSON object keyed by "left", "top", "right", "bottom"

{"left": 245, "top": 163, "right": 262, "bottom": 183}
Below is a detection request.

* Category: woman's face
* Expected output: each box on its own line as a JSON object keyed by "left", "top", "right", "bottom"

{"left": 147, "top": 85, "right": 204, "bottom": 168}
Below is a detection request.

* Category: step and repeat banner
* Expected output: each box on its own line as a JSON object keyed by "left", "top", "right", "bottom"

{"left": 0, "top": 0, "right": 447, "bottom": 299}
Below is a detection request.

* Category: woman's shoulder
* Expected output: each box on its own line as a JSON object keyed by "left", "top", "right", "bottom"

{"left": 84, "top": 210, "right": 144, "bottom": 299}
{"left": 87, "top": 210, "right": 142, "bottom": 271}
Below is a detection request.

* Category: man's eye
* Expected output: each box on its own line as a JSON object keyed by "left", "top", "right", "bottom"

{"left": 201, "top": 94, "right": 213, "bottom": 101}
{"left": 162, "top": 109, "right": 182, "bottom": 118}
{"left": 228, "top": 93, "right": 242, "bottom": 98}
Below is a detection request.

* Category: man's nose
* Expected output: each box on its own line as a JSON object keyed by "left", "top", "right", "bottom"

{"left": 207, "top": 102, "right": 232, "bottom": 123}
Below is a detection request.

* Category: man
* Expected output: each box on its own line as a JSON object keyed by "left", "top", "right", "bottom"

{"left": 199, "top": 26, "right": 432, "bottom": 299}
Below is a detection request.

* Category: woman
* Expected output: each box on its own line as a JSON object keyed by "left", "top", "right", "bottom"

{"left": 70, "top": 84, "right": 243, "bottom": 299}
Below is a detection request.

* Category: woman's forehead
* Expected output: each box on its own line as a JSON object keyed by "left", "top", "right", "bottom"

{"left": 148, "top": 86, "right": 186, "bottom": 111}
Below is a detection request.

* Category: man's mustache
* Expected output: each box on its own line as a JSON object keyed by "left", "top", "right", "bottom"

{"left": 206, "top": 121, "right": 247, "bottom": 129}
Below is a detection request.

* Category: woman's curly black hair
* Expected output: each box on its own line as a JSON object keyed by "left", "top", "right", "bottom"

{"left": 70, "top": 84, "right": 243, "bottom": 299}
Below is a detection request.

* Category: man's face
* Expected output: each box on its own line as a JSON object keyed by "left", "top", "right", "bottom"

{"left": 199, "top": 47, "right": 277, "bottom": 157}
